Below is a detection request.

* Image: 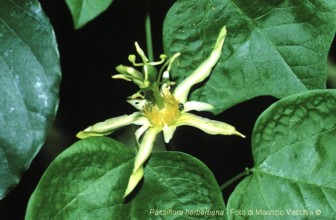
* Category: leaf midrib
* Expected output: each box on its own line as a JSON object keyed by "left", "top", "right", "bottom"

{"left": 50, "top": 157, "right": 134, "bottom": 219}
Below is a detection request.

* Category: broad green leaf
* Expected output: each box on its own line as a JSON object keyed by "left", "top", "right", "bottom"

{"left": 25, "top": 137, "right": 135, "bottom": 220}
{"left": 122, "top": 151, "right": 226, "bottom": 219}
{"left": 227, "top": 90, "right": 336, "bottom": 219}
{"left": 65, "top": 0, "right": 114, "bottom": 29}
{"left": 163, "top": 0, "right": 336, "bottom": 114}
{"left": 0, "top": 0, "right": 61, "bottom": 199}
{"left": 26, "top": 137, "right": 226, "bottom": 219}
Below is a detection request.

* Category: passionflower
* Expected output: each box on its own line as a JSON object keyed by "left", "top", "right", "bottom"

{"left": 77, "top": 26, "right": 245, "bottom": 197}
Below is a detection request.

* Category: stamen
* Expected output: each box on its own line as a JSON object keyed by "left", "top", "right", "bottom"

{"left": 166, "top": 53, "right": 181, "bottom": 72}
{"left": 147, "top": 54, "right": 167, "bottom": 66}
{"left": 128, "top": 54, "right": 144, "bottom": 67}
{"left": 158, "top": 52, "right": 181, "bottom": 82}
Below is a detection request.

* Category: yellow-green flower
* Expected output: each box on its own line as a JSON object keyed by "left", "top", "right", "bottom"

{"left": 77, "top": 26, "right": 245, "bottom": 197}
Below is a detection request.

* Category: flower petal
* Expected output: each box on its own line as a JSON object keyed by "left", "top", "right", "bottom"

{"left": 124, "top": 127, "right": 160, "bottom": 197}
{"left": 124, "top": 167, "right": 144, "bottom": 198}
{"left": 184, "top": 101, "right": 214, "bottom": 112}
{"left": 135, "top": 124, "right": 149, "bottom": 143}
{"left": 133, "top": 127, "right": 160, "bottom": 172}
{"left": 76, "top": 112, "right": 145, "bottom": 139}
{"left": 162, "top": 125, "right": 176, "bottom": 143}
{"left": 127, "top": 99, "right": 148, "bottom": 111}
{"left": 177, "top": 112, "right": 245, "bottom": 138}
{"left": 173, "top": 26, "right": 227, "bottom": 103}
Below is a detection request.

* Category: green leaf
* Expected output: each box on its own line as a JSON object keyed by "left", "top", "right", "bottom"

{"left": 25, "top": 137, "right": 135, "bottom": 220}
{"left": 227, "top": 90, "right": 336, "bottom": 219}
{"left": 0, "top": 0, "right": 61, "bottom": 199}
{"left": 163, "top": 0, "right": 336, "bottom": 114}
{"left": 65, "top": 0, "right": 114, "bottom": 29}
{"left": 123, "top": 151, "right": 226, "bottom": 219}
{"left": 26, "top": 137, "right": 226, "bottom": 219}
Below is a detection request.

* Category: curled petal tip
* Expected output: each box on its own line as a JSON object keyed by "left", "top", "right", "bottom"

{"left": 76, "top": 131, "right": 85, "bottom": 139}
{"left": 218, "top": 26, "right": 227, "bottom": 40}
{"left": 76, "top": 112, "right": 144, "bottom": 139}
{"left": 173, "top": 25, "right": 228, "bottom": 103}
{"left": 123, "top": 167, "right": 144, "bottom": 198}
{"left": 162, "top": 125, "right": 176, "bottom": 143}
{"left": 177, "top": 113, "right": 243, "bottom": 138}
{"left": 236, "top": 131, "right": 246, "bottom": 138}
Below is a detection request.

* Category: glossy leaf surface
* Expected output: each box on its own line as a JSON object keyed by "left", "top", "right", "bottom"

{"left": 227, "top": 90, "right": 336, "bottom": 219}
{"left": 0, "top": 0, "right": 61, "bottom": 199}
{"left": 65, "top": 0, "right": 114, "bottom": 29}
{"left": 163, "top": 0, "right": 336, "bottom": 114}
{"left": 26, "top": 137, "right": 226, "bottom": 219}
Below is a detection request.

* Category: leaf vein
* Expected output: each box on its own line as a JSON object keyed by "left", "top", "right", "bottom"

{"left": 256, "top": 170, "right": 336, "bottom": 192}
{"left": 50, "top": 157, "right": 134, "bottom": 219}
{"left": 227, "top": 0, "right": 307, "bottom": 88}
{"left": 258, "top": 125, "right": 336, "bottom": 165}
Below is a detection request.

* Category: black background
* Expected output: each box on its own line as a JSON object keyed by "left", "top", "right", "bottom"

{"left": 0, "top": 0, "right": 335, "bottom": 219}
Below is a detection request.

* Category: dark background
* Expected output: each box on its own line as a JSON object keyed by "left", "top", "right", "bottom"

{"left": 0, "top": 0, "right": 335, "bottom": 219}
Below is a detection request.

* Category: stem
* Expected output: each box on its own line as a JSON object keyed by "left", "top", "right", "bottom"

{"left": 145, "top": 0, "right": 154, "bottom": 62}
{"left": 220, "top": 168, "right": 253, "bottom": 191}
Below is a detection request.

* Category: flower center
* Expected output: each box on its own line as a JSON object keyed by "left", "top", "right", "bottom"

{"left": 144, "top": 89, "right": 181, "bottom": 127}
